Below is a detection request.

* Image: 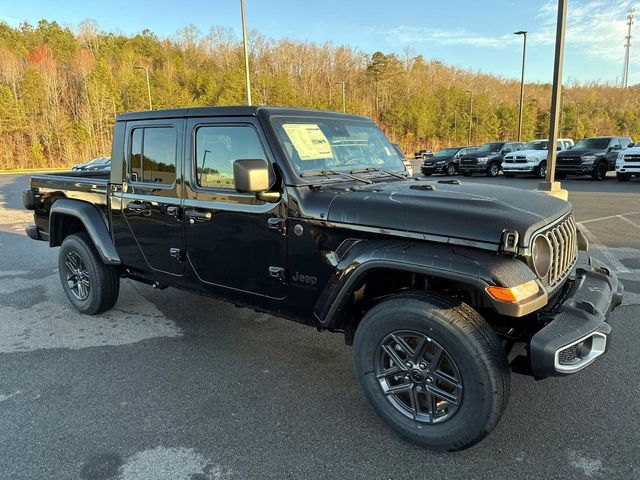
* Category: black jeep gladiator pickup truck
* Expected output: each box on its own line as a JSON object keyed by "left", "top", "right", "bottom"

{"left": 23, "top": 106, "right": 623, "bottom": 451}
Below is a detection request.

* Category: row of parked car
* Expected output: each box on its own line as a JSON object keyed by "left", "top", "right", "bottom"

{"left": 418, "top": 135, "right": 637, "bottom": 181}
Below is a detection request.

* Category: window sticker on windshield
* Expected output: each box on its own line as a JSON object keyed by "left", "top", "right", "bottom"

{"left": 282, "top": 123, "right": 333, "bottom": 160}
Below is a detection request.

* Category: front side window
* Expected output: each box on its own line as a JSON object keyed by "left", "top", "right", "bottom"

{"left": 270, "top": 117, "right": 404, "bottom": 175}
{"left": 195, "top": 125, "right": 267, "bottom": 190}
{"left": 130, "top": 126, "right": 177, "bottom": 184}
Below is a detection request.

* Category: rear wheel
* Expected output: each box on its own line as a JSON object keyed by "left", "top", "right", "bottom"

{"left": 486, "top": 162, "right": 500, "bottom": 177}
{"left": 353, "top": 293, "right": 510, "bottom": 451}
{"left": 617, "top": 172, "right": 632, "bottom": 182}
{"left": 534, "top": 161, "right": 547, "bottom": 179}
{"left": 591, "top": 162, "right": 608, "bottom": 181}
{"left": 58, "top": 233, "right": 120, "bottom": 315}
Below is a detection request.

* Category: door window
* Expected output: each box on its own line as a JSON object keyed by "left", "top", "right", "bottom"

{"left": 130, "top": 126, "right": 177, "bottom": 184}
{"left": 609, "top": 138, "right": 622, "bottom": 150}
{"left": 195, "top": 125, "right": 267, "bottom": 190}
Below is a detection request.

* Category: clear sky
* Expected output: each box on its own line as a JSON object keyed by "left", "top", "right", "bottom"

{"left": 1, "top": 0, "right": 639, "bottom": 85}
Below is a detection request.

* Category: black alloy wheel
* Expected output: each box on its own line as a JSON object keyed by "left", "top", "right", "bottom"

{"left": 375, "top": 331, "right": 463, "bottom": 424}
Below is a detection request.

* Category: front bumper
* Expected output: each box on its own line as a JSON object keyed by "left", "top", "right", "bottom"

{"left": 458, "top": 163, "right": 489, "bottom": 173}
{"left": 556, "top": 164, "right": 596, "bottom": 174}
{"left": 616, "top": 164, "right": 640, "bottom": 174}
{"left": 502, "top": 163, "right": 535, "bottom": 173}
{"left": 421, "top": 163, "right": 446, "bottom": 174}
{"left": 529, "top": 257, "right": 623, "bottom": 378}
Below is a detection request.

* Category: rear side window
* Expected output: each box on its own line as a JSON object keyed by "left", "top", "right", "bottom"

{"left": 130, "top": 126, "right": 177, "bottom": 184}
{"left": 195, "top": 125, "right": 267, "bottom": 190}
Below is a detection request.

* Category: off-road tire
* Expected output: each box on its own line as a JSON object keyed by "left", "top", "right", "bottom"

{"left": 58, "top": 233, "right": 120, "bottom": 315}
{"left": 534, "top": 161, "right": 547, "bottom": 179}
{"left": 353, "top": 293, "right": 511, "bottom": 451}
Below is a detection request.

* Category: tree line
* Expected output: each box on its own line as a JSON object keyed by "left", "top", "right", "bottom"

{"left": 1, "top": 19, "right": 639, "bottom": 170}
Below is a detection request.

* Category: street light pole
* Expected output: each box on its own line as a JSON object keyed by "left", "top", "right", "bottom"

{"left": 514, "top": 31, "right": 527, "bottom": 142}
{"left": 335, "top": 81, "right": 346, "bottom": 113}
{"left": 134, "top": 66, "right": 152, "bottom": 110}
{"left": 539, "top": 0, "right": 568, "bottom": 200}
{"left": 240, "top": 0, "right": 252, "bottom": 105}
{"left": 467, "top": 90, "right": 474, "bottom": 145}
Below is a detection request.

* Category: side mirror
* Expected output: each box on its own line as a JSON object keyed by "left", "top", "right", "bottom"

{"left": 233, "top": 159, "right": 278, "bottom": 202}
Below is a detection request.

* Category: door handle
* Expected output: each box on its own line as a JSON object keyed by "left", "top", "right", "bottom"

{"left": 126, "top": 200, "right": 150, "bottom": 213}
{"left": 184, "top": 209, "right": 212, "bottom": 223}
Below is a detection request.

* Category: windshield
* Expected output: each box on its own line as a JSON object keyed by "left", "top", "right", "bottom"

{"left": 271, "top": 117, "right": 405, "bottom": 176}
{"left": 477, "top": 142, "right": 504, "bottom": 153}
{"left": 573, "top": 138, "right": 610, "bottom": 150}
{"left": 521, "top": 141, "right": 548, "bottom": 151}
{"left": 433, "top": 148, "right": 460, "bottom": 158}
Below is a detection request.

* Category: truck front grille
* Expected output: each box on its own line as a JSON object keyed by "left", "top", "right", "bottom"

{"left": 623, "top": 154, "right": 640, "bottom": 163}
{"left": 559, "top": 156, "right": 582, "bottom": 166}
{"left": 540, "top": 214, "right": 578, "bottom": 287}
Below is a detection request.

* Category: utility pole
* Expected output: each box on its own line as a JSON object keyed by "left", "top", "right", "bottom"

{"left": 133, "top": 66, "right": 152, "bottom": 110}
{"left": 539, "top": 0, "right": 568, "bottom": 200}
{"left": 514, "top": 31, "right": 527, "bottom": 142}
{"left": 241, "top": 0, "right": 252, "bottom": 105}
{"left": 467, "top": 90, "right": 474, "bottom": 145}
{"left": 623, "top": 8, "right": 635, "bottom": 88}
{"left": 335, "top": 81, "right": 346, "bottom": 113}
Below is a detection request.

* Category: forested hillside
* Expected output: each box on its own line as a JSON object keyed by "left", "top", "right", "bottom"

{"left": 1, "top": 20, "right": 640, "bottom": 169}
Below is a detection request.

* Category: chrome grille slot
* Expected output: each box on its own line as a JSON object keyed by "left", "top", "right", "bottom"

{"left": 536, "top": 214, "right": 578, "bottom": 287}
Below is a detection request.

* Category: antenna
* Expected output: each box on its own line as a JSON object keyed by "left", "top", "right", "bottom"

{"left": 622, "top": 7, "right": 635, "bottom": 88}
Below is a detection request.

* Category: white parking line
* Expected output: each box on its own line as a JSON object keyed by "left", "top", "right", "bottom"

{"left": 578, "top": 212, "right": 640, "bottom": 225}
{"left": 578, "top": 224, "right": 630, "bottom": 273}
{"left": 617, "top": 215, "right": 640, "bottom": 229}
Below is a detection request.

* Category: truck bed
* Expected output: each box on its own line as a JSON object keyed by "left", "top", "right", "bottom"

{"left": 28, "top": 171, "right": 111, "bottom": 234}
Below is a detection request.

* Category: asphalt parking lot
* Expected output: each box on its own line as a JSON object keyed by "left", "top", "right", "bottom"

{"left": 1, "top": 172, "right": 639, "bottom": 480}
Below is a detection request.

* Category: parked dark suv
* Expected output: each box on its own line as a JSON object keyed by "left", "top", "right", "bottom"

{"left": 555, "top": 136, "right": 633, "bottom": 181}
{"left": 458, "top": 141, "right": 524, "bottom": 177}
{"left": 421, "top": 146, "right": 478, "bottom": 176}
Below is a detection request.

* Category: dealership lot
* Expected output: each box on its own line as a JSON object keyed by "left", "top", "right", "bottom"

{"left": 1, "top": 173, "right": 639, "bottom": 480}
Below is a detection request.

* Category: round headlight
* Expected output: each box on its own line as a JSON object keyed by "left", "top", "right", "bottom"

{"left": 531, "top": 234, "right": 552, "bottom": 279}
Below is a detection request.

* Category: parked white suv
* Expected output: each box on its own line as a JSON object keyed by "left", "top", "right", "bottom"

{"left": 616, "top": 142, "right": 640, "bottom": 181}
{"left": 502, "top": 138, "right": 574, "bottom": 179}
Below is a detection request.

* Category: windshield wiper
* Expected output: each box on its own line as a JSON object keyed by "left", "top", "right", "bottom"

{"left": 300, "top": 170, "right": 373, "bottom": 184}
{"left": 350, "top": 167, "right": 406, "bottom": 179}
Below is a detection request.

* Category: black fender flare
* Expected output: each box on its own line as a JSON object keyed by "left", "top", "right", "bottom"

{"left": 314, "top": 239, "right": 544, "bottom": 327}
{"left": 49, "top": 199, "right": 121, "bottom": 265}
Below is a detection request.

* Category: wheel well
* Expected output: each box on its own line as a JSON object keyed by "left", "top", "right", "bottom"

{"left": 51, "top": 214, "right": 87, "bottom": 247}
{"left": 337, "top": 268, "right": 488, "bottom": 345}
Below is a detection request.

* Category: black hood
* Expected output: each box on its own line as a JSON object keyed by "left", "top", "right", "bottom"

{"left": 557, "top": 148, "right": 606, "bottom": 158}
{"left": 294, "top": 179, "right": 571, "bottom": 249}
{"left": 462, "top": 151, "right": 501, "bottom": 159}
{"left": 424, "top": 155, "right": 455, "bottom": 163}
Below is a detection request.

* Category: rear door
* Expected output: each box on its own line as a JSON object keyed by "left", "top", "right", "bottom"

{"left": 119, "top": 119, "right": 185, "bottom": 276}
{"left": 606, "top": 138, "right": 622, "bottom": 169}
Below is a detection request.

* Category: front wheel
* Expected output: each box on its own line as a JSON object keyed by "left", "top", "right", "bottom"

{"left": 445, "top": 163, "right": 457, "bottom": 176}
{"left": 591, "top": 162, "right": 608, "bottom": 181}
{"left": 58, "top": 233, "right": 120, "bottom": 314}
{"left": 534, "top": 161, "right": 547, "bottom": 179}
{"left": 486, "top": 162, "right": 500, "bottom": 177}
{"left": 353, "top": 294, "right": 510, "bottom": 451}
